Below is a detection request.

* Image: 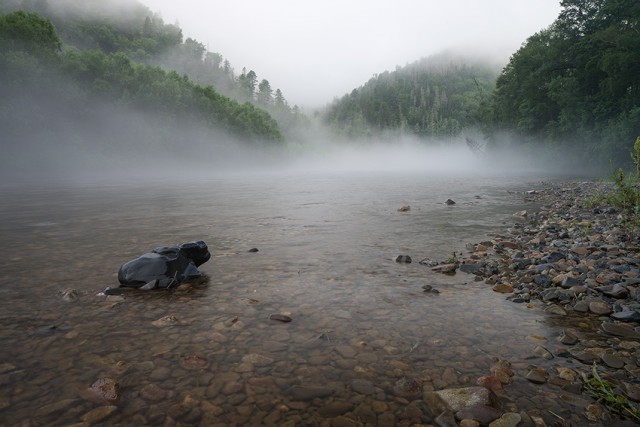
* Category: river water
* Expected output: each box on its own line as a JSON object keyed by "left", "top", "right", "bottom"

{"left": 0, "top": 172, "right": 602, "bottom": 426}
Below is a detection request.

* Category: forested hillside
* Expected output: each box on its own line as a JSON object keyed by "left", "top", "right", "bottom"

{"left": 0, "top": 0, "right": 289, "bottom": 143}
{"left": 0, "top": 0, "right": 306, "bottom": 136}
{"left": 324, "top": 54, "right": 498, "bottom": 139}
{"left": 489, "top": 0, "right": 640, "bottom": 166}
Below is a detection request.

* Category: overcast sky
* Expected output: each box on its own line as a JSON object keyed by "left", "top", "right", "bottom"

{"left": 143, "top": 0, "right": 561, "bottom": 109}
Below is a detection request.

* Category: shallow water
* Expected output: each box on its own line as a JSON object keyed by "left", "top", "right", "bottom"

{"left": 0, "top": 172, "right": 604, "bottom": 426}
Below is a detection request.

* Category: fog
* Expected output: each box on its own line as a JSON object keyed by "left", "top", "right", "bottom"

{"left": 143, "top": 0, "right": 561, "bottom": 109}
{"left": 0, "top": 0, "right": 591, "bottom": 186}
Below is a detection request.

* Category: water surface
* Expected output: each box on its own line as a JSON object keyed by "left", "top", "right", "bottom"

{"left": 0, "top": 172, "right": 601, "bottom": 425}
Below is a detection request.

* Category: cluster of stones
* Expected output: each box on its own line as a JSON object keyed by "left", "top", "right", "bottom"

{"left": 455, "top": 181, "right": 640, "bottom": 423}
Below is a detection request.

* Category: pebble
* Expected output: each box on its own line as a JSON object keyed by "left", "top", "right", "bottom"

{"left": 488, "top": 412, "right": 522, "bottom": 427}
{"left": 525, "top": 367, "right": 549, "bottom": 384}
{"left": 435, "top": 387, "right": 498, "bottom": 412}
{"left": 288, "top": 386, "right": 335, "bottom": 401}
{"left": 269, "top": 313, "right": 292, "bottom": 322}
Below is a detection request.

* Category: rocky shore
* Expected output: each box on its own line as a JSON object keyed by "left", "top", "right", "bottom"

{"left": 445, "top": 180, "right": 640, "bottom": 426}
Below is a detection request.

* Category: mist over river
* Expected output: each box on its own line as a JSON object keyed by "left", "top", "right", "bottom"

{"left": 0, "top": 172, "right": 603, "bottom": 425}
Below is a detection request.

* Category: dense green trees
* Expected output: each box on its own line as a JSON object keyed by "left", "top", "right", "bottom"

{"left": 1, "top": 0, "right": 307, "bottom": 136}
{"left": 324, "top": 55, "right": 498, "bottom": 138}
{"left": 490, "top": 0, "right": 640, "bottom": 165}
{"left": 0, "top": 5, "right": 283, "bottom": 143}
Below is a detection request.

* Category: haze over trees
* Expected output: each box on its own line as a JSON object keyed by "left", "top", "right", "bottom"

{"left": 0, "top": 0, "right": 289, "bottom": 150}
{"left": 1, "top": 0, "right": 638, "bottom": 178}
{"left": 488, "top": 0, "right": 640, "bottom": 166}
{"left": 324, "top": 54, "right": 499, "bottom": 139}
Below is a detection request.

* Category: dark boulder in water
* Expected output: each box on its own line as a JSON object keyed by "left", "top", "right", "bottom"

{"left": 117, "top": 240, "right": 211, "bottom": 289}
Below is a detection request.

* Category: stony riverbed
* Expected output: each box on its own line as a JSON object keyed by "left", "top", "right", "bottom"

{"left": 449, "top": 181, "right": 640, "bottom": 427}
{"left": 1, "top": 177, "right": 640, "bottom": 427}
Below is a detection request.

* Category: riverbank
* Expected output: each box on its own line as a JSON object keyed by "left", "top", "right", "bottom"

{"left": 452, "top": 180, "right": 640, "bottom": 426}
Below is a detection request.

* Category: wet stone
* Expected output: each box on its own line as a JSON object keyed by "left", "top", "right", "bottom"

{"left": 602, "top": 353, "right": 625, "bottom": 369}
{"left": 432, "top": 263, "right": 457, "bottom": 274}
{"left": 546, "top": 305, "right": 567, "bottom": 316}
{"left": 532, "top": 345, "right": 554, "bottom": 360}
{"left": 392, "top": 377, "right": 421, "bottom": 399}
{"left": 288, "top": 385, "right": 334, "bottom": 401}
{"left": 81, "top": 405, "right": 118, "bottom": 424}
{"left": 488, "top": 412, "right": 522, "bottom": 427}
{"left": 569, "top": 349, "right": 600, "bottom": 365}
{"left": 559, "top": 329, "right": 579, "bottom": 345}
{"left": 611, "top": 310, "right": 640, "bottom": 323}
{"left": 85, "top": 377, "right": 120, "bottom": 403}
{"left": 589, "top": 301, "right": 612, "bottom": 315}
{"left": 476, "top": 375, "right": 502, "bottom": 393}
{"left": 269, "top": 313, "right": 292, "bottom": 323}
{"left": 573, "top": 300, "right": 590, "bottom": 312}
{"left": 317, "top": 401, "right": 354, "bottom": 418}
{"left": 152, "top": 315, "right": 180, "bottom": 326}
{"left": 455, "top": 405, "right": 501, "bottom": 426}
{"left": 525, "top": 367, "right": 549, "bottom": 384}
{"left": 435, "top": 387, "right": 498, "bottom": 412}
{"left": 395, "top": 255, "right": 412, "bottom": 264}
{"left": 350, "top": 379, "right": 375, "bottom": 395}
{"left": 492, "top": 283, "right": 514, "bottom": 293}
{"left": 601, "top": 321, "right": 640, "bottom": 338}
{"left": 140, "top": 383, "right": 166, "bottom": 401}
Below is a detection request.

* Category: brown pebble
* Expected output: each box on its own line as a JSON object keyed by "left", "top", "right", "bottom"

{"left": 269, "top": 313, "right": 292, "bottom": 323}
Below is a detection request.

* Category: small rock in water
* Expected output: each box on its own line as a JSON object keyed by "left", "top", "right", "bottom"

{"left": 269, "top": 313, "right": 292, "bottom": 323}
{"left": 102, "top": 287, "right": 126, "bottom": 296}
{"left": 181, "top": 354, "right": 209, "bottom": 370}
{"left": 84, "top": 377, "right": 121, "bottom": 403}
{"left": 445, "top": 199, "right": 456, "bottom": 205}
{"left": 432, "top": 263, "right": 457, "bottom": 275}
{"left": 248, "top": 247, "right": 259, "bottom": 253}
{"left": 61, "top": 289, "right": 79, "bottom": 302}
{"left": 151, "top": 316, "right": 180, "bottom": 326}
{"left": 492, "top": 283, "right": 513, "bottom": 293}
{"left": 288, "top": 385, "right": 335, "bottom": 401}
{"left": 392, "top": 377, "right": 421, "bottom": 399}
{"left": 395, "top": 255, "right": 412, "bottom": 264}
{"left": 512, "top": 210, "right": 528, "bottom": 218}
{"left": 525, "top": 367, "right": 549, "bottom": 384}
{"left": 422, "top": 284, "right": 440, "bottom": 294}
{"left": 397, "top": 205, "right": 411, "bottom": 212}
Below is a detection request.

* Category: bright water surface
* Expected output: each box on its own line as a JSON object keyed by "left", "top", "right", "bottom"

{"left": 0, "top": 172, "right": 602, "bottom": 426}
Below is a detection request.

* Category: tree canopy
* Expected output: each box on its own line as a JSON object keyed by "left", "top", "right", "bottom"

{"left": 489, "top": 0, "right": 640, "bottom": 165}
{"left": 324, "top": 54, "right": 498, "bottom": 139}
{"left": 0, "top": 5, "right": 283, "bottom": 143}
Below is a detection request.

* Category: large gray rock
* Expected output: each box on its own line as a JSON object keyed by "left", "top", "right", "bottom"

{"left": 117, "top": 240, "right": 210, "bottom": 289}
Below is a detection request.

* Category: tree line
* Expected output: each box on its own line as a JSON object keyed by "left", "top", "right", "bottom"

{"left": 488, "top": 0, "right": 640, "bottom": 166}
{"left": 325, "top": 0, "right": 639, "bottom": 168}
{"left": 324, "top": 54, "right": 498, "bottom": 139}
{"left": 0, "top": 0, "right": 295, "bottom": 144}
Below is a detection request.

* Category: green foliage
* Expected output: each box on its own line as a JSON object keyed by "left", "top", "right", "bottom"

{"left": 0, "top": 6, "right": 283, "bottom": 143}
{"left": 324, "top": 54, "right": 498, "bottom": 138}
{"left": 0, "top": 10, "right": 60, "bottom": 57}
{"left": 585, "top": 138, "right": 640, "bottom": 213}
{"left": 582, "top": 363, "right": 640, "bottom": 422}
{"left": 490, "top": 0, "right": 640, "bottom": 166}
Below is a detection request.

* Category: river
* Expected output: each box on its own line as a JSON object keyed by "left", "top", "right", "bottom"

{"left": 0, "top": 171, "right": 601, "bottom": 425}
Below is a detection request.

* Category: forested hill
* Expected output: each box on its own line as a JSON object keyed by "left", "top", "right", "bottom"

{"left": 324, "top": 54, "right": 499, "bottom": 138}
{"left": 489, "top": 0, "right": 640, "bottom": 166}
{"left": 0, "top": 0, "right": 285, "bottom": 157}
{"left": 0, "top": 0, "right": 305, "bottom": 136}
